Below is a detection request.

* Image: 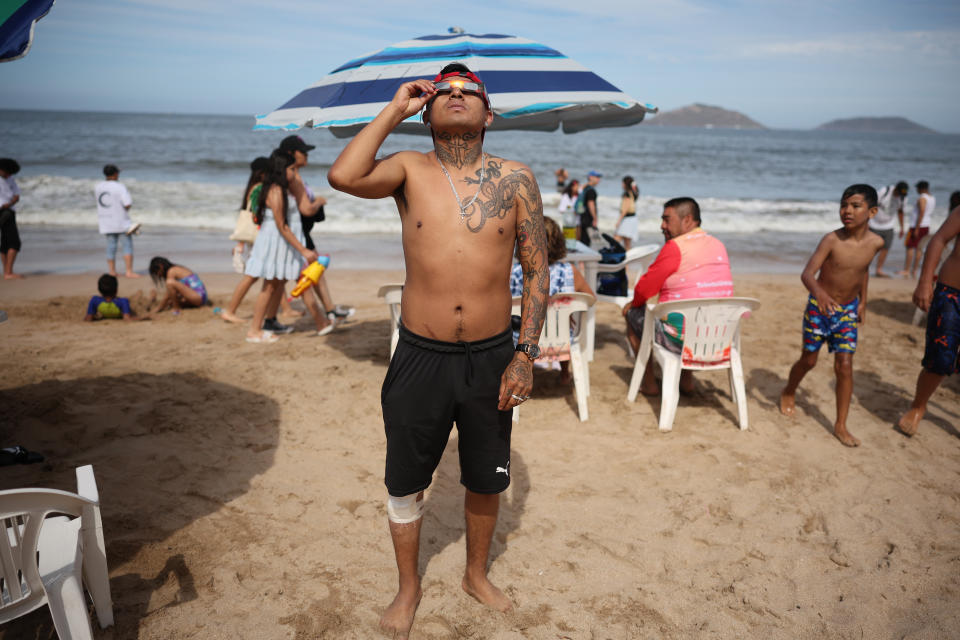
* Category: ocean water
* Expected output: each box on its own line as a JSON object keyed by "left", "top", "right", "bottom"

{"left": 2, "top": 109, "right": 958, "bottom": 272}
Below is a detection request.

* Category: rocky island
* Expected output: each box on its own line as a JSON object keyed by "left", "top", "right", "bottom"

{"left": 816, "top": 116, "right": 937, "bottom": 134}
{"left": 644, "top": 103, "right": 766, "bottom": 129}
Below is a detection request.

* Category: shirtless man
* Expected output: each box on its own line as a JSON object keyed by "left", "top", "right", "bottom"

{"left": 897, "top": 201, "right": 960, "bottom": 435}
{"left": 779, "top": 184, "right": 884, "bottom": 447}
{"left": 328, "top": 63, "right": 548, "bottom": 638}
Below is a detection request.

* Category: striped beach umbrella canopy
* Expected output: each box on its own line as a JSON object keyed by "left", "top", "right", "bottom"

{"left": 0, "top": 0, "right": 55, "bottom": 62}
{"left": 255, "top": 30, "right": 657, "bottom": 137}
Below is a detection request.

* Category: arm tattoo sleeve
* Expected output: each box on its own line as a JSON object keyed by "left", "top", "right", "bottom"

{"left": 514, "top": 168, "right": 548, "bottom": 344}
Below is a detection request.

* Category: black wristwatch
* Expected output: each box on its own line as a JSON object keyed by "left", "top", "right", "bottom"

{"left": 515, "top": 343, "right": 540, "bottom": 361}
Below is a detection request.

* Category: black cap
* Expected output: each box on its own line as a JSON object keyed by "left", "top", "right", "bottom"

{"left": 103, "top": 164, "right": 120, "bottom": 177}
{"left": 916, "top": 180, "right": 929, "bottom": 190}
{"left": 278, "top": 135, "right": 315, "bottom": 154}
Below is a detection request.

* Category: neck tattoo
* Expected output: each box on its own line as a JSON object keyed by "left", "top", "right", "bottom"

{"left": 438, "top": 153, "right": 486, "bottom": 223}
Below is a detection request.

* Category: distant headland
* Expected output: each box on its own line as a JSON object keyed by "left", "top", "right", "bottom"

{"left": 815, "top": 116, "right": 937, "bottom": 134}
{"left": 643, "top": 103, "right": 766, "bottom": 130}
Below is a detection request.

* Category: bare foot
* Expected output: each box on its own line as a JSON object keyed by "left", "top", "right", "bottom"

{"left": 379, "top": 584, "right": 421, "bottom": 639}
{"left": 3, "top": 273, "right": 24, "bottom": 279}
{"left": 875, "top": 270, "right": 891, "bottom": 278}
{"left": 124, "top": 272, "right": 141, "bottom": 278}
{"left": 640, "top": 383, "right": 660, "bottom": 397}
{"left": 834, "top": 424, "right": 860, "bottom": 447}
{"left": 462, "top": 573, "right": 513, "bottom": 612}
{"left": 778, "top": 390, "right": 796, "bottom": 416}
{"left": 896, "top": 407, "right": 923, "bottom": 436}
{"left": 220, "top": 310, "right": 247, "bottom": 324}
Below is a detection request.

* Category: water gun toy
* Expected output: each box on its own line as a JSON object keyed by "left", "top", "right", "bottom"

{"left": 291, "top": 255, "right": 331, "bottom": 297}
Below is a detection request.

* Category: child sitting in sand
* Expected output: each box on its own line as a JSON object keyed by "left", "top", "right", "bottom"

{"left": 779, "top": 184, "right": 885, "bottom": 447}
{"left": 148, "top": 256, "right": 207, "bottom": 314}
{"left": 84, "top": 273, "right": 136, "bottom": 321}
{"left": 897, "top": 198, "right": 960, "bottom": 436}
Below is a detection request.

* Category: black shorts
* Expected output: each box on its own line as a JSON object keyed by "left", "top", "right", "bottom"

{"left": 382, "top": 324, "right": 514, "bottom": 497}
{"left": 0, "top": 210, "right": 20, "bottom": 253}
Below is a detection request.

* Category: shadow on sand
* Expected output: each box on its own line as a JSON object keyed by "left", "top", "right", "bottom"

{"left": 0, "top": 372, "right": 279, "bottom": 639}
{"left": 866, "top": 297, "right": 919, "bottom": 325}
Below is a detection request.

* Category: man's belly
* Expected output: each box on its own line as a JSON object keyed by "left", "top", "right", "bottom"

{"left": 400, "top": 282, "right": 512, "bottom": 343}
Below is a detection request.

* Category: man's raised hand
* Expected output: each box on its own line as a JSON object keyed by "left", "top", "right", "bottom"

{"left": 391, "top": 80, "right": 437, "bottom": 121}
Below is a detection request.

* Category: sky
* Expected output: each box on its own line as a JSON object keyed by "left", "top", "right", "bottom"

{"left": 2, "top": 0, "right": 959, "bottom": 132}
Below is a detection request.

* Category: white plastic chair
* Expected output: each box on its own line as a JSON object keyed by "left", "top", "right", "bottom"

{"left": 592, "top": 243, "right": 660, "bottom": 307}
{"left": 512, "top": 292, "right": 595, "bottom": 421}
{"left": 0, "top": 465, "right": 113, "bottom": 639}
{"left": 376, "top": 283, "right": 403, "bottom": 358}
{"left": 627, "top": 297, "right": 760, "bottom": 432}
{"left": 582, "top": 244, "right": 659, "bottom": 361}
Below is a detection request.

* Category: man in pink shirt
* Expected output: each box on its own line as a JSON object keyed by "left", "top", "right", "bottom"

{"left": 622, "top": 197, "right": 733, "bottom": 395}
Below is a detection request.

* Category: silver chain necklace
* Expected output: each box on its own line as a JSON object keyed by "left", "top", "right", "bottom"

{"left": 437, "top": 153, "right": 485, "bottom": 222}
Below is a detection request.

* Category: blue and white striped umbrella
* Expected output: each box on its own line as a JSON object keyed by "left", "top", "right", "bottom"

{"left": 255, "top": 31, "right": 657, "bottom": 137}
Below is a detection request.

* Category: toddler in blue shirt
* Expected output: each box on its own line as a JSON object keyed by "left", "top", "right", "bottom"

{"left": 84, "top": 274, "right": 134, "bottom": 321}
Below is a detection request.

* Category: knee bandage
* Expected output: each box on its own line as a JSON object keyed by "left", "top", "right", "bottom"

{"left": 387, "top": 493, "right": 424, "bottom": 524}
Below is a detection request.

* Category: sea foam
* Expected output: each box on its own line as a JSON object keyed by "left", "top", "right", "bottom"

{"left": 17, "top": 174, "right": 925, "bottom": 239}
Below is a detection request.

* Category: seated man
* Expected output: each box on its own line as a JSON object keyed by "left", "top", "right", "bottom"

{"left": 622, "top": 197, "right": 733, "bottom": 395}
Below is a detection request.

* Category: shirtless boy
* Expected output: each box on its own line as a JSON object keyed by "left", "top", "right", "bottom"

{"left": 779, "top": 184, "right": 884, "bottom": 447}
{"left": 328, "top": 64, "right": 548, "bottom": 638}
{"left": 897, "top": 201, "right": 960, "bottom": 435}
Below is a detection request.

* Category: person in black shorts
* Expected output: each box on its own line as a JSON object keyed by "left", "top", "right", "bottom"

{"left": 329, "top": 62, "right": 549, "bottom": 636}
{"left": 898, "top": 198, "right": 960, "bottom": 436}
{"left": 382, "top": 326, "right": 515, "bottom": 497}
{"left": 0, "top": 158, "right": 23, "bottom": 280}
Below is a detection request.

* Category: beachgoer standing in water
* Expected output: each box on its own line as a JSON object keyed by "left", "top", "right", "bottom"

{"left": 329, "top": 63, "right": 548, "bottom": 638}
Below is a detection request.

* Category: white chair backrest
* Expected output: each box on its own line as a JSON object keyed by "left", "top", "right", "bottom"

{"left": 0, "top": 489, "right": 89, "bottom": 618}
{"left": 650, "top": 297, "right": 759, "bottom": 369}
{"left": 624, "top": 244, "right": 660, "bottom": 267}
{"left": 377, "top": 284, "right": 403, "bottom": 321}
{"left": 511, "top": 292, "right": 594, "bottom": 360}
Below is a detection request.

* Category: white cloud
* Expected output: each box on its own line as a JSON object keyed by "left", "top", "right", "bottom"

{"left": 736, "top": 29, "right": 960, "bottom": 59}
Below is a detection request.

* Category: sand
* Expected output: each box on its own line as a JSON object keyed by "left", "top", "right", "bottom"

{"left": 1, "top": 271, "right": 958, "bottom": 639}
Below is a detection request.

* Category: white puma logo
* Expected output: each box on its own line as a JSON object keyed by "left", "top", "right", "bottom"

{"left": 496, "top": 461, "right": 509, "bottom": 476}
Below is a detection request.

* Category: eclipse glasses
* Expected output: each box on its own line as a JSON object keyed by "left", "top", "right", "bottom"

{"left": 433, "top": 78, "right": 486, "bottom": 96}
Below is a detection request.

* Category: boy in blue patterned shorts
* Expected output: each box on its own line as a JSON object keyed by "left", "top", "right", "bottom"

{"left": 780, "top": 185, "right": 885, "bottom": 446}
{"left": 898, "top": 198, "right": 960, "bottom": 436}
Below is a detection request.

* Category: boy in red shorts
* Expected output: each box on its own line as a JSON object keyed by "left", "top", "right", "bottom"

{"left": 898, "top": 201, "right": 960, "bottom": 435}
{"left": 780, "top": 184, "right": 885, "bottom": 446}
